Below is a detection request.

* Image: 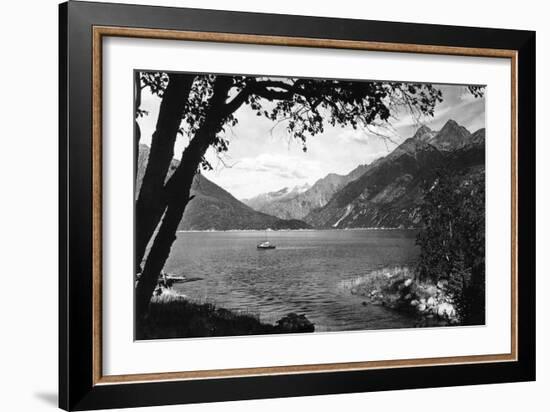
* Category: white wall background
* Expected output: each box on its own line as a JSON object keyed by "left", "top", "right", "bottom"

{"left": 0, "top": 0, "right": 545, "bottom": 411}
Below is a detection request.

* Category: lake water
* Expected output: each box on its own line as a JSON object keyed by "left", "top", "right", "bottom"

{"left": 165, "top": 229, "right": 420, "bottom": 332}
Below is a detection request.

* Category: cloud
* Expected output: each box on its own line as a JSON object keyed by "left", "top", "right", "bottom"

{"left": 458, "top": 91, "right": 478, "bottom": 103}
{"left": 203, "top": 150, "right": 327, "bottom": 198}
{"left": 336, "top": 128, "right": 372, "bottom": 145}
{"left": 231, "top": 153, "right": 322, "bottom": 180}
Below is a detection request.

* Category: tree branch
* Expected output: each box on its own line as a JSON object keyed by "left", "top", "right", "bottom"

{"left": 222, "top": 86, "right": 252, "bottom": 117}
{"left": 250, "top": 79, "right": 307, "bottom": 101}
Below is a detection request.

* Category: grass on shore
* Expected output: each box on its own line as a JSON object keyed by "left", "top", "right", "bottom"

{"left": 341, "top": 266, "right": 416, "bottom": 294}
{"left": 136, "top": 291, "right": 314, "bottom": 340}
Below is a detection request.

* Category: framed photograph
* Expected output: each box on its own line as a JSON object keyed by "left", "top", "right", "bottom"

{"left": 59, "top": 1, "right": 535, "bottom": 410}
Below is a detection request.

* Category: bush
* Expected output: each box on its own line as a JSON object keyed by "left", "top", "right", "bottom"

{"left": 416, "top": 168, "right": 485, "bottom": 324}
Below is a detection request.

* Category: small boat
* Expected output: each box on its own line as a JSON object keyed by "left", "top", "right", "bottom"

{"left": 164, "top": 274, "right": 187, "bottom": 282}
{"left": 257, "top": 241, "right": 276, "bottom": 250}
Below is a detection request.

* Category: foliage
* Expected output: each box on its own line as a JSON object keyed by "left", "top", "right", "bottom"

{"left": 467, "top": 85, "right": 486, "bottom": 98}
{"left": 139, "top": 72, "right": 445, "bottom": 158}
{"left": 140, "top": 72, "right": 169, "bottom": 97}
{"left": 416, "top": 168, "right": 485, "bottom": 323}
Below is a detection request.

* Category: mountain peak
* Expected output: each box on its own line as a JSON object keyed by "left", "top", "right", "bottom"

{"left": 429, "top": 119, "right": 472, "bottom": 150}
{"left": 292, "top": 183, "right": 311, "bottom": 193}
{"left": 440, "top": 119, "right": 461, "bottom": 130}
{"left": 412, "top": 125, "right": 434, "bottom": 142}
{"left": 273, "top": 187, "right": 290, "bottom": 196}
{"left": 471, "top": 128, "right": 486, "bottom": 145}
{"left": 414, "top": 125, "right": 431, "bottom": 135}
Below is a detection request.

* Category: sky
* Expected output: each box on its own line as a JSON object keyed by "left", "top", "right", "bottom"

{"left": 137, "top": 79, "right": 485, "bottom": 200}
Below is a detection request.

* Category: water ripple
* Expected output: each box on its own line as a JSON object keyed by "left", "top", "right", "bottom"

{"left": 168, "top": 229, "right": 419, "bottom": 331}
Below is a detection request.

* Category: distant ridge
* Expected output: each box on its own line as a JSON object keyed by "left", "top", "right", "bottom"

{"left": 242, "top": 163, "right": 370, "bottom": 220}
{"left": 136, "top": 145, "right": 310, "bottom": 231}
{"left": 137, "top": 118, "right": 484, "bottom": 231}
{"left": 304, "top": 119, "right": 485, "bottom": 229}
{"left": 242, "top": 183, "right": 311, "bottom": 212}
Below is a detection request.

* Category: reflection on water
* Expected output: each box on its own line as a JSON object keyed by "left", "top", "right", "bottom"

{"left": 165, "top": 229, "right": 419, "bottom": 332}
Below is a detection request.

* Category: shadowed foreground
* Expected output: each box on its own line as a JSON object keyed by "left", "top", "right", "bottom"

{"left": 136, "top": 293, "right": 315, "bottom": 340}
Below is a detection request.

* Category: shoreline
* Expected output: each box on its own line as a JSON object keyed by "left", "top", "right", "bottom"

{"left": 177, "top": 227, "right": 419, "bottom": 233}
{"left": 341, "top": 266, "right": 459, "bottom": 327}
{"left": 137, "top": 291, "right": 315, "bottom": 340}
{"left": 142, "top": 262, "right": 462, "bottom": 340}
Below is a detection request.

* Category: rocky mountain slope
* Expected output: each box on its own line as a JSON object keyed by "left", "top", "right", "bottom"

{"left": 136, "top": 119, "right": 484, "bottom": 231}
{"left": 304, "top": 120, "right": 485, "bottom": 229}
{"left": 137, "top": 145, "right": 310, "bottom": 230}
{"left": 242, "top": 183, "right": 311, "bottom": 213}
{"left": 242, "top": 164, "right": 370, "bottom": 220}
{"left": 424, "top": 119, "right": 474, "bottom": 151}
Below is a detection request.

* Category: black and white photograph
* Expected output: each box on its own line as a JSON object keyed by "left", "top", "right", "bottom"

{"left": 134, "top": 72, "right": 486, "bottom": 340}
{"left": 0, "top": 0, "right": 542, "bottom": 410}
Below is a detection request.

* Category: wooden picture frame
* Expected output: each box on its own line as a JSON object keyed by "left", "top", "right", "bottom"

{"left": 59, "top": 1, "right": 535, "bottom": 410}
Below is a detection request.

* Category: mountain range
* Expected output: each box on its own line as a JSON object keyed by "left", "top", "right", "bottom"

{"left": 137, "top": 119, "right": 484, "bottom": 231}
{"left": 241, "top": 164, "right": 369, "bottom": 220}
{"left": 242, "top": 183, "right": 311, "bottom": 214}
{"left": 304, "top": 120, "right": 485, "bottom": 228}
{"left": 246, "top": 119, "right": 485, "bottom": 229}
{"left": 136, "top": 146, "right": 310, "bottom": 231}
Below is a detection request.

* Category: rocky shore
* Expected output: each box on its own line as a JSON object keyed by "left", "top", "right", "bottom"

{"left": 342, "top": 266, "right": 460, "bottom": 326}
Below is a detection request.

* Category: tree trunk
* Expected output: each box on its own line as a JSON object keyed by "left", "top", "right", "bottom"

{"left": 135, "top": 73, "right": 195, "bottom": 272}
{"left": 135, "top": 185, "right": 195, "bottom": 327}
{"left": 135, "top": 76, "right": 233, "bottom": 321}
{"left": 134, "top": 130, "right": 217, "bottom": 321}
{"left": 134, "top": 71, "right": 142, "bottom": 186}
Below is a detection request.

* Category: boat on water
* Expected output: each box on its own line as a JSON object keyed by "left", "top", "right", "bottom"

{"left": 164, "top": 274, "right": 187, "bottom": 282}
{"left": 257, "top": 241, "right": 276, "bottom": 250}
{"left": 160, "top": 273, "right": 204, "bottom": 284}
{"left": 257, "top": 229, "right": 276, "bottom": 249}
